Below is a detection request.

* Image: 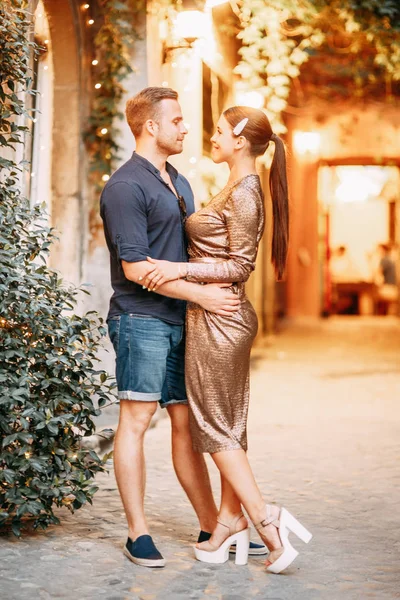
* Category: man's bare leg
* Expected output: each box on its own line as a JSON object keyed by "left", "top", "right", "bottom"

{"left": 167, "top": 404, "right": 218, "bottom": 533}
{"left": 113, "top": 399, "right": 158, "bottom": 540}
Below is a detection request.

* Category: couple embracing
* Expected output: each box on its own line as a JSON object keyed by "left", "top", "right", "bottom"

{"left": 100, "top": 87, "right": 311, "bottom": 574}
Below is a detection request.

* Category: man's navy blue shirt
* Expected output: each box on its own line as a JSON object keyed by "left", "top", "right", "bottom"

{"left": 100, "top": 152, "right": 195, "bottom": 325}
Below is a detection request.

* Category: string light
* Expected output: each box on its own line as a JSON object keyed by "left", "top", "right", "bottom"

{"left": 94, "top": 83, "right": 101, "bottom": 89}
{"left": 44, "top": 39, "right": 49, "bottom": 44}
{"left": 102, "top": 174, "right": 110, "bottom": 182}
{"left": 88, "top": 19, "right": 94, "bottom": 25}
{"left": 100, "top": 128, "right": 108, "bottom": 135}
{"left": 82, "top": 3, "right": 90, "bottom": 8}
{"left": 25, "top": 452, "right": 31, "bottom": 459}
{"left": 92, "top": 59, "right": 98, "bottom": 66}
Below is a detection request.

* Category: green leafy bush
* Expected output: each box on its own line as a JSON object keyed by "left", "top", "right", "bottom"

{"left": 0, "top": 0, "right": 115, "bottom": 536}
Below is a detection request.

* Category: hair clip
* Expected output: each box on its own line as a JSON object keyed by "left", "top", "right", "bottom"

{"left": 232, "top": 117, "right": 248, "bottom": 136}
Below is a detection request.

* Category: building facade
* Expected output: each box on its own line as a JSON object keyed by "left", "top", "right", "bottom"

{"left": 24, "top": 0, "right": 400, "bottom": 372}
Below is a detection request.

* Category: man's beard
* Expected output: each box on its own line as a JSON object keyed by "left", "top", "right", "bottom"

{"left": 156, "top": 134, "right": 183, "bottom": 156}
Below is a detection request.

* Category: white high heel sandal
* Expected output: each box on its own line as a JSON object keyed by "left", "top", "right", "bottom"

{"left": 254, "top": 505, "right": 312, "bottom": 574}
{"left": 194, "top": 512, "right": 250, "bottom": 566}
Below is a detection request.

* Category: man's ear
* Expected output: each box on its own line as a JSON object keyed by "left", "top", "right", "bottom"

{"left": 145, "top": 119, "right": 158, "bottom": 137}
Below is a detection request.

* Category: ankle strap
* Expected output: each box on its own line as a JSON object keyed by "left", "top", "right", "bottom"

{"left": 217, "top": 512, "right": 244, "bottom": 536}
{"left": 254, "top": 505, "right": 280, "bottom": 532}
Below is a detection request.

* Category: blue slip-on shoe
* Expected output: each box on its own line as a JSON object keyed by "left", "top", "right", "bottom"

{"left": 124, "top": 535, "right": 166, "bottom": 568}
{"left": 198, "top": 530, "right": 268, "bottom": 556}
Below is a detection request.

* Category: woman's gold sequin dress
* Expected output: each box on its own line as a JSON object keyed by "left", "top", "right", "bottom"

{"left": 185, "top": 174, "right": 265, "bottom": 453}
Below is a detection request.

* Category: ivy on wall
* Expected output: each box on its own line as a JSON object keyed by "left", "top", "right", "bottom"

{"left": 84, "top": 0, "right": 179, "bottom": 204}
{"left": 84, "top": 0, "right": 146, "bottom": 197}
{"left": 235, "top": 0, "right": 400, "bottom": 134}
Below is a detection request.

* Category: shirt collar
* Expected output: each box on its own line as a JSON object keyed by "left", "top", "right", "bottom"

{"left": 131, "top": 152, "right": 179, "bottom": 181}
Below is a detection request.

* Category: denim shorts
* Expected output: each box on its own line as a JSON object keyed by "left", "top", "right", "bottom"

{"left": 107, "top": 314, "right": 187, "bottom": 408}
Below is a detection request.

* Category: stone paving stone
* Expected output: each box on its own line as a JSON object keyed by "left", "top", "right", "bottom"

{"left": 1, "top": 317, "right": 400, "bottom": 599}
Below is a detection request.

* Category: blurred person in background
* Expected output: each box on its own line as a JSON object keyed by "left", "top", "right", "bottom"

{"left": 375, "top": 243, "right": 398, "bottom": 315}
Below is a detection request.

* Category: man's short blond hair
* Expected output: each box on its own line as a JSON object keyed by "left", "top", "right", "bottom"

{"left": 125, "top": 87, "right": 179, "bottom": 138}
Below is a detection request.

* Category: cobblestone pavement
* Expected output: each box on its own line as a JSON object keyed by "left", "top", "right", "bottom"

{"left": 1, "top": 317, "right": 400, "bottom": 600}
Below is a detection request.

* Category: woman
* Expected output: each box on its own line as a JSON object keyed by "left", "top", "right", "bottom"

{"left": 143, "top": 106, "right": 312, "bottom": 573}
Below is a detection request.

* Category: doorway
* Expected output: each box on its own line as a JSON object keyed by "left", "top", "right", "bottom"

{"left": 318, "top": 164, "right": 400, "bottom": 315}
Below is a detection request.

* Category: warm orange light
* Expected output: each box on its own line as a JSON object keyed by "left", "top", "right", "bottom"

{"left": 293, "top": 131, "right": 321, "bottom": 155}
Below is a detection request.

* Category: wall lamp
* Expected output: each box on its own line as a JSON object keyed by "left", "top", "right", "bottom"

{"left": 161, "top": 9, "right": 209, "bottom": 63}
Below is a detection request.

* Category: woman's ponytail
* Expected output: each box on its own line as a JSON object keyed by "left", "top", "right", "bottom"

{"left": 269, "top": 133, "right": 289, "bottom": 280}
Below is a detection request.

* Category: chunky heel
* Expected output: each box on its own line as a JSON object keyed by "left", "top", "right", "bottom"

{"left": 254, "top": 504, "right": 312, "bottom": 574}
{"left": 281, "top": 508, "right": 312, "bottom": 544}
{"left": 233, "top": 528, "right": 250, "bottom": 565}
{"left": 194, "top": 512, "right": 250, "bottom": 566}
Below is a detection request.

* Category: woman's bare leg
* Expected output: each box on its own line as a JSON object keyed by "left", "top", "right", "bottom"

{"left": 210, "top": 448, "right": 281, "bottom": 552}
{"left": 197, "top": 474, "right": 247, "bottom": 548}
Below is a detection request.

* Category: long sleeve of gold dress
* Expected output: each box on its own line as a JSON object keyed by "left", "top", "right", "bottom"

{"left": 184, "top": 174, "right": 265, "bottom": 453}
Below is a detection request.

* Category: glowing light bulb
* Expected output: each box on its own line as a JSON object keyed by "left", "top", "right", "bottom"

{"left": 95, "top": 83, "right": 101, "bottom": 89}
{"left": 92, "top": 59, "right": 98, "bottom": 65}
{"left": 83, "top": 3, "right": 90, "bottom": 8}
{"left": 102, "top": 174, "right": 110, "bottom": 182}
{"left": 43, "top": 65, "right": 48, "bottom": 70}
{"left": 44, "top": 39, "right": 49, "bottom": 44}
{"left": 88, "top": 19, "right": 94, "bottom": 25}
{"left": 100, "top": 128, "right": 108, "bottom": 135}
{"left": 25, "top": 452, "right": 31, "bottom": 459}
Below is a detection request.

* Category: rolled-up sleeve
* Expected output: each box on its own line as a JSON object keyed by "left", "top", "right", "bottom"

{"left": 102, "top": 181, "right": 149, "bottom": 263}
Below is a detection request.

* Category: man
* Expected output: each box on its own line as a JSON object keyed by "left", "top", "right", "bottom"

{"left": 100, "top": 87, "right": 266, "bottom": 567}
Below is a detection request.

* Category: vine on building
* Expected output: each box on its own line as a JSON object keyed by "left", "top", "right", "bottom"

{"left": 235, "top": 0, "right": 400, "bottom": 135}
